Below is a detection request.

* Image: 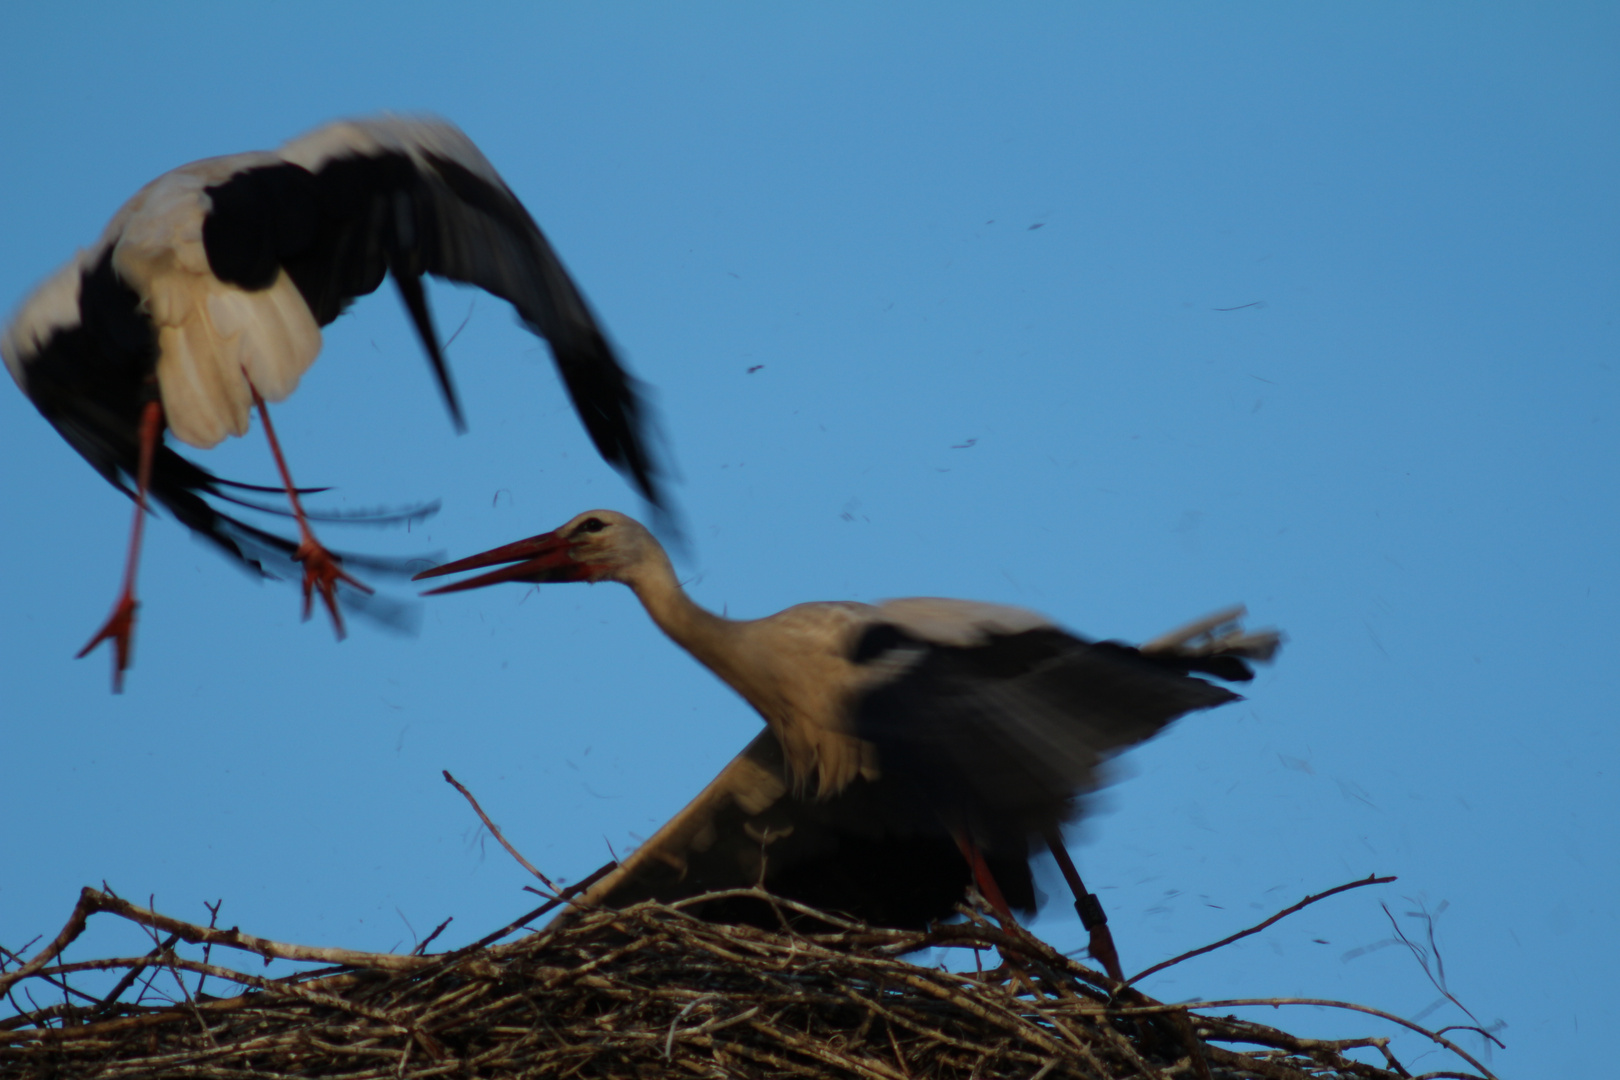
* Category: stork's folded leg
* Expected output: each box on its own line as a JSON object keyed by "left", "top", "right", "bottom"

{"left": 952, "top": 832, "right": 1018, "bottom": 925}
{"left": 249, "top": 380, "right": 372, "bottom": 639}
{"left": 78, "top": 399, "right": 164, "bottom": 693}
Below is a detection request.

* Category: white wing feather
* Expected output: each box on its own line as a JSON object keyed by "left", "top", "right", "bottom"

{"left": 2, "top": 259, "right": 82, "bottom": 388}
{"left": 279, "top": 116, "right": 506, "bottom": 190}
{"left": 872, "top": 597, "right": 1053, "bottom": 646}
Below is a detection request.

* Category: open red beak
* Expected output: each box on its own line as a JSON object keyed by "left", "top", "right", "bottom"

{"left": 412, "top": 530, "right": 582, "bottom": 595}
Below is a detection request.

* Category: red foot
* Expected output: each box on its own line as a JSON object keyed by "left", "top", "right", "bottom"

{"left": 1088, "top": 924, "right": 1125, "bottom": 985}
{"left": 295, "top": 537, "right": 372, "bottom": 640}
{"left": 78, "top": 592, "right": 139, "bottom": 694}
{"left": 80, "top": 397, "right": 162, "bottom": 694}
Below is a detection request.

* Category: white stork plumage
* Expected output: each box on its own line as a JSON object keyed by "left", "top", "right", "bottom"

{"left": 416, "top": 510, "right": 1279, "bottom": 934}
{"left": 2, "top": 116, "right": 665, "bottom": 690}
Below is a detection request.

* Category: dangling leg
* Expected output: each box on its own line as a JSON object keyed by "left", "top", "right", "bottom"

{"left": 78, "top": 399, "right": 164, "bottom": 693}
{"left": 952, "top": 831, "right": 1018, "bottom": 925}
{"left": 249, "top": 380, "right": 372, "bottom": 638}
{"left": 1043, "top": 826, "right": 1125, "bottom": 983}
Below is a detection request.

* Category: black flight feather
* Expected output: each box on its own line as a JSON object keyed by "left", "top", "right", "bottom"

{"left": 853, "top": 628, "right": 1242, "bottom": 852}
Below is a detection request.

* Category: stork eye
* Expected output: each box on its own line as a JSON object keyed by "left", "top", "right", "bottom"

{"left": 579, "top": 517, "right": 609, "bottom": 534}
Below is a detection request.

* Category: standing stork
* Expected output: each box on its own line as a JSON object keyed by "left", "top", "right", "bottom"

{"left": 416, "top": 511, "right": 1278, "bottom": 952}
{"left": 2, "top": 116, "right": 666, "bottom": 691}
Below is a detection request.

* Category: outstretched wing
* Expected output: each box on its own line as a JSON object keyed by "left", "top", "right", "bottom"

{"left": 200, "top": 116, "right": 664, "bottom": 508}
{"left": 568, "top": 730, "right": 1036, "bottom": 930}
{"left": 851, "top": 600, "right": 1253, "bottom": 852}
{"left": 568, "top": 607, "right": 1278, "bottom": 930}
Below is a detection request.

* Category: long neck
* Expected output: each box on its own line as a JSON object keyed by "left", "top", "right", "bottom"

{"left": 621, "top": 548, "right": 743, "bottom": 684}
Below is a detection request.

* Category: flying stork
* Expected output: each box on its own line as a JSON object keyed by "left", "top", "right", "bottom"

{"left": 416, "top": 510, "right": 1278, "bottom": 955}
{"left": 2, "top": 116, "right": 665, "bottom": 690}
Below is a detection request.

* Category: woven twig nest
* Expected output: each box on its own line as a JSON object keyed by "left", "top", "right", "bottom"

{"left": 0, "top": 886, "right": 1495, "bottom": 1080}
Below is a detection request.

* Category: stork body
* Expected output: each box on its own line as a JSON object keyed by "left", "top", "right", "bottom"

{"left": 571, "top": 726, "right": 1045, "bottom": 929}
{"left": 419, "top": 511, "right": 1278, "bottom": 926}
{"left": 3, "top": 116, "right": 664, "bottom": 688}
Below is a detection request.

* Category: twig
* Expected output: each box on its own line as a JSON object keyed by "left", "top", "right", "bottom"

{"left": 96, "top": 932, "right": 181, "bottom": 1016}
{"left": 1382, "top": 901, "right": 1491, "bottom": 1036}
{"left": 0, "top": 887, "right": 427, "bottom": 994}
{"left": 443, "top": 769, "right": 558, "bottom": 892}
{"left": 460, "top": 861, "right": 618, "bottom": 953}
{"left": 1435, "top": 1024, "right": 1503, "bottom": 1045}
{"left": 1106, "top": 997, "right": 1498, "bottom": 1080}
{"left": 196, "top": 899, "right": 223, "bottom": 999}
{"left": 1129, "top": 874, "right": 1396, "bottom": 984}
{"left": 0, "top": 941, "right": 99, "bottom": 1010}
{"left": 140, "top": 894, "right": 214, "bottom": 1043}
{"left": 1375, "top": 1038, "right": 1414, "bottom": 1077}
{"left": 0, "top": 888, "right": 97, "bottom": 998}
{"left": 412, "top": 917, "right": 454, "bottom": 956}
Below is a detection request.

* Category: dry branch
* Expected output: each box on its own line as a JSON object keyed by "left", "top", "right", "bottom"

{"left": 1128, "top": 875, "right": 1398, "bottom": 985}
{"left": 442, "top": 770, "right": 559, "bottom": 894}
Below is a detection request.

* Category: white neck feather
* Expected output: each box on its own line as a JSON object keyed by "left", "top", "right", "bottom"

{"left": 618, "top": 546, "right": 743, "bottom": 687}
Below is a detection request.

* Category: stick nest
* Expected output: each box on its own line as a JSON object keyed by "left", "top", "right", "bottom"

{"left": 2, "top": 887, "right": 1488, "bottom": 1080}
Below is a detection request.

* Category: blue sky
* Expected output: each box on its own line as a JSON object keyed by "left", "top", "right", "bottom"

{"left": 2, "top": 4, "right": 1614, "bottom": 1073}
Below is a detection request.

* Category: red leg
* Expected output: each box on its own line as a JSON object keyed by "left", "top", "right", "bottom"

{"left": 78, "top": 399, "right": 164, "bottom": 692}
{"left": 1043, "top": 828, "right": 1125, "bottom": 983}
{"left": 953, "top": 832, "right": 1018, "bottom": 925}
{"left": 248, "top": 380, "right": 372, "bottom": 639}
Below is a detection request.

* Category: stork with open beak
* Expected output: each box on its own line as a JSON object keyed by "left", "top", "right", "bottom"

{"left": 3, "top": 116, "right": 666, "bottom": 690}
{"left": 417, "top": 511, "right": 1279, "bottom": 948}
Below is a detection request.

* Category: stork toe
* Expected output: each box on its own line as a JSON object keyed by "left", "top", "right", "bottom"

{"left": 77, "top": 592, "right": 139, "bottom": 693}
{"left": 294, "top": 537, "right": 371, "bottom": 640}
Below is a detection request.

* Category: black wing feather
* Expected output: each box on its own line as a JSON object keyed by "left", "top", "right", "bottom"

{"left": 853, "top": 627, "right": 1242, "bottom": 853}
{"left": 199, "top": 138, "right": 664, "bottom": 509}
{"left": 582, "top": 622, "right": 1270, "bottom": 930}
{"left": 587, "top": 731, "right": 1036, "bottom": 930}
{"left": 17, "top": 254, "right": 433, "bottom": 627}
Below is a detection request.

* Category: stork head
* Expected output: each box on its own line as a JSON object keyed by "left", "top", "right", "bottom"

{"left": 413, "top": 509, "right": 658, "bottom": 594}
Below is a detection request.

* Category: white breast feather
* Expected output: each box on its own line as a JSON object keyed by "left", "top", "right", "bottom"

{"left": 7, "top": 118, "right": 500, "bottom": 447}
{"left": 106, "top": 156, "right": 321, "bottom": 449}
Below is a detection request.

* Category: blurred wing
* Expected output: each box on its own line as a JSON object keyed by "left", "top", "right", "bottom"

{"left": 201, "top": 116, "right": 663, "bottom": 507}
{"left": 569, "top": 730, "right": 1034, "bottom": 930}
{"left": 870, "top": 596, "right": 1054, "bottom": 646}
{"left": 9, "top": 252, "right": 433, "bottom": 595}
{"left": 850, "top": 621, "right": 1243, "bottom": 849}
{"left": 568, "top": 608, "right": 1278, "bottom": 930}
{"left": 1139, "top": 603, "right": 1283, "bottom": 678}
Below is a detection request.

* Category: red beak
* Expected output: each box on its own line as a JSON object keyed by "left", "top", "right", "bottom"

{"left": 412, "top": 530, "right": 582, "bottom": 595}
